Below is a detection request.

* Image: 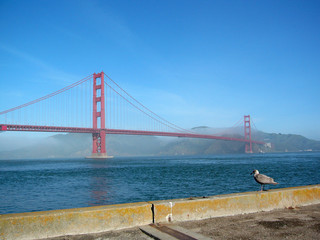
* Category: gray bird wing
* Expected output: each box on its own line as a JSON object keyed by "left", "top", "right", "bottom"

{"left": 255, "top": 174, "right": 276, "bottom": 184}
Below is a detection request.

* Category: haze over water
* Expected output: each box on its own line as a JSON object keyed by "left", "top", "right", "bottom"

{"left": 0, "top": 152, "right": 319, "bottom": 214}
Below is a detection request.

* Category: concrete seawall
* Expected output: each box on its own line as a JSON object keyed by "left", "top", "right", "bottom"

{"left": 1, "top": 184, "right": 320, "bottom": 240}
{"left": 0, "top": 202, "right": 152, "bottom": 240}
{"left": 152, "top": 184, "right": 320, "bottom": 223}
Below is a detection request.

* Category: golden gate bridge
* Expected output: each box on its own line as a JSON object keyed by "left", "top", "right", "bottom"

{"left": 0, "top": 72, "right": 264, "bottom": 158}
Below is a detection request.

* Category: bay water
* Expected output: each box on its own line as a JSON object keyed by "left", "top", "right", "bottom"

{"left": 0, "top": 152, "right": 319, "bottom": 214}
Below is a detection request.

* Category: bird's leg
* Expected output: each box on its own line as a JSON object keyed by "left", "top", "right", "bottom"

{"left": 260, "top": 185, "right": 263, "bottom": 191}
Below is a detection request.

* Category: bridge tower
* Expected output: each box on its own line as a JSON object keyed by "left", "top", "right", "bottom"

{"left": 244, "top": 115, "right": 252, "bottom": 153}
{"left": 88, "top": 72, "right": 113, "bottom": 159}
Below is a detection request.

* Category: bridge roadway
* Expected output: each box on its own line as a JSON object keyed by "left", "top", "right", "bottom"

{"left": 0, "top": 124, "right": 265, "bottom": 144}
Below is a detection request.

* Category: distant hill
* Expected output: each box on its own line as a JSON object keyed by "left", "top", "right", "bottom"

{"left": 0, "top": 133, "right": 166, "bottom": 159}
{"left": 0, "top": 127, "right": 319, "bottom": 159}
{"left": 252, "top": 131, "right": 320, "bottom": 152}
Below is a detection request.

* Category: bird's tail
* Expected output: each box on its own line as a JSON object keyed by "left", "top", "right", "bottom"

{"left": 272, "top": 182, "right": 278, "bottom": 185}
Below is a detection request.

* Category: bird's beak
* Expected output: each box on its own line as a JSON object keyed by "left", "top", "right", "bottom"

{"left": 250, "top": 171, "right": 253, "bottom": 175}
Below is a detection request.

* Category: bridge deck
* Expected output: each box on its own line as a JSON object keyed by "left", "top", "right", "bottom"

{"left": 0, "top": 124, "right": 265, "bottom": 144}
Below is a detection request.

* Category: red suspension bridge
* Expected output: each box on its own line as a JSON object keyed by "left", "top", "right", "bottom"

{"left": 0, "top": 72, "right": 264, "bottom": 158}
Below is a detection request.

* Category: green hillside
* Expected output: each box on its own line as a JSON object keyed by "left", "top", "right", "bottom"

{"left": 0, "top": 128, "right": 319, "bottom": 159}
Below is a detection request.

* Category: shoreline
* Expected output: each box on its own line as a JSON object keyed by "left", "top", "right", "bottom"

{"left": 1, "top": 184, "right": 319, "bottom": 240}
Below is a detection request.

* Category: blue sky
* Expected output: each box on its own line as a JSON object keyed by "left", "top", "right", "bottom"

{"left": 0, "top": 0, "right": 320, "bottom": 141}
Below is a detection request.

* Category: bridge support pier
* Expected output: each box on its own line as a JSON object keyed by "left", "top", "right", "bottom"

{"left": 87, "top": 72, "right": 113, "bottom": 159}
{"left": 87, "top": 130, "right": 113, "bottom": 159}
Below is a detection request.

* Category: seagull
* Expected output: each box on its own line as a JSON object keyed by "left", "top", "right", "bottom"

{"left": 251, "top": 169, "right": 278, "bottom": 191}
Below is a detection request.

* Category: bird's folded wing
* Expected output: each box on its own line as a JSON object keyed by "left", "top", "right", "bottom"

{"left": 256, "top": 174, "right": 274, "bottom": 184}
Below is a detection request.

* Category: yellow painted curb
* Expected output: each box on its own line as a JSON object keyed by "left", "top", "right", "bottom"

{"left": 151, "top": 184, "right": 320, "bottom": 223}
{"left": 0, "top": 202, "right": 152, "bottom": 240}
